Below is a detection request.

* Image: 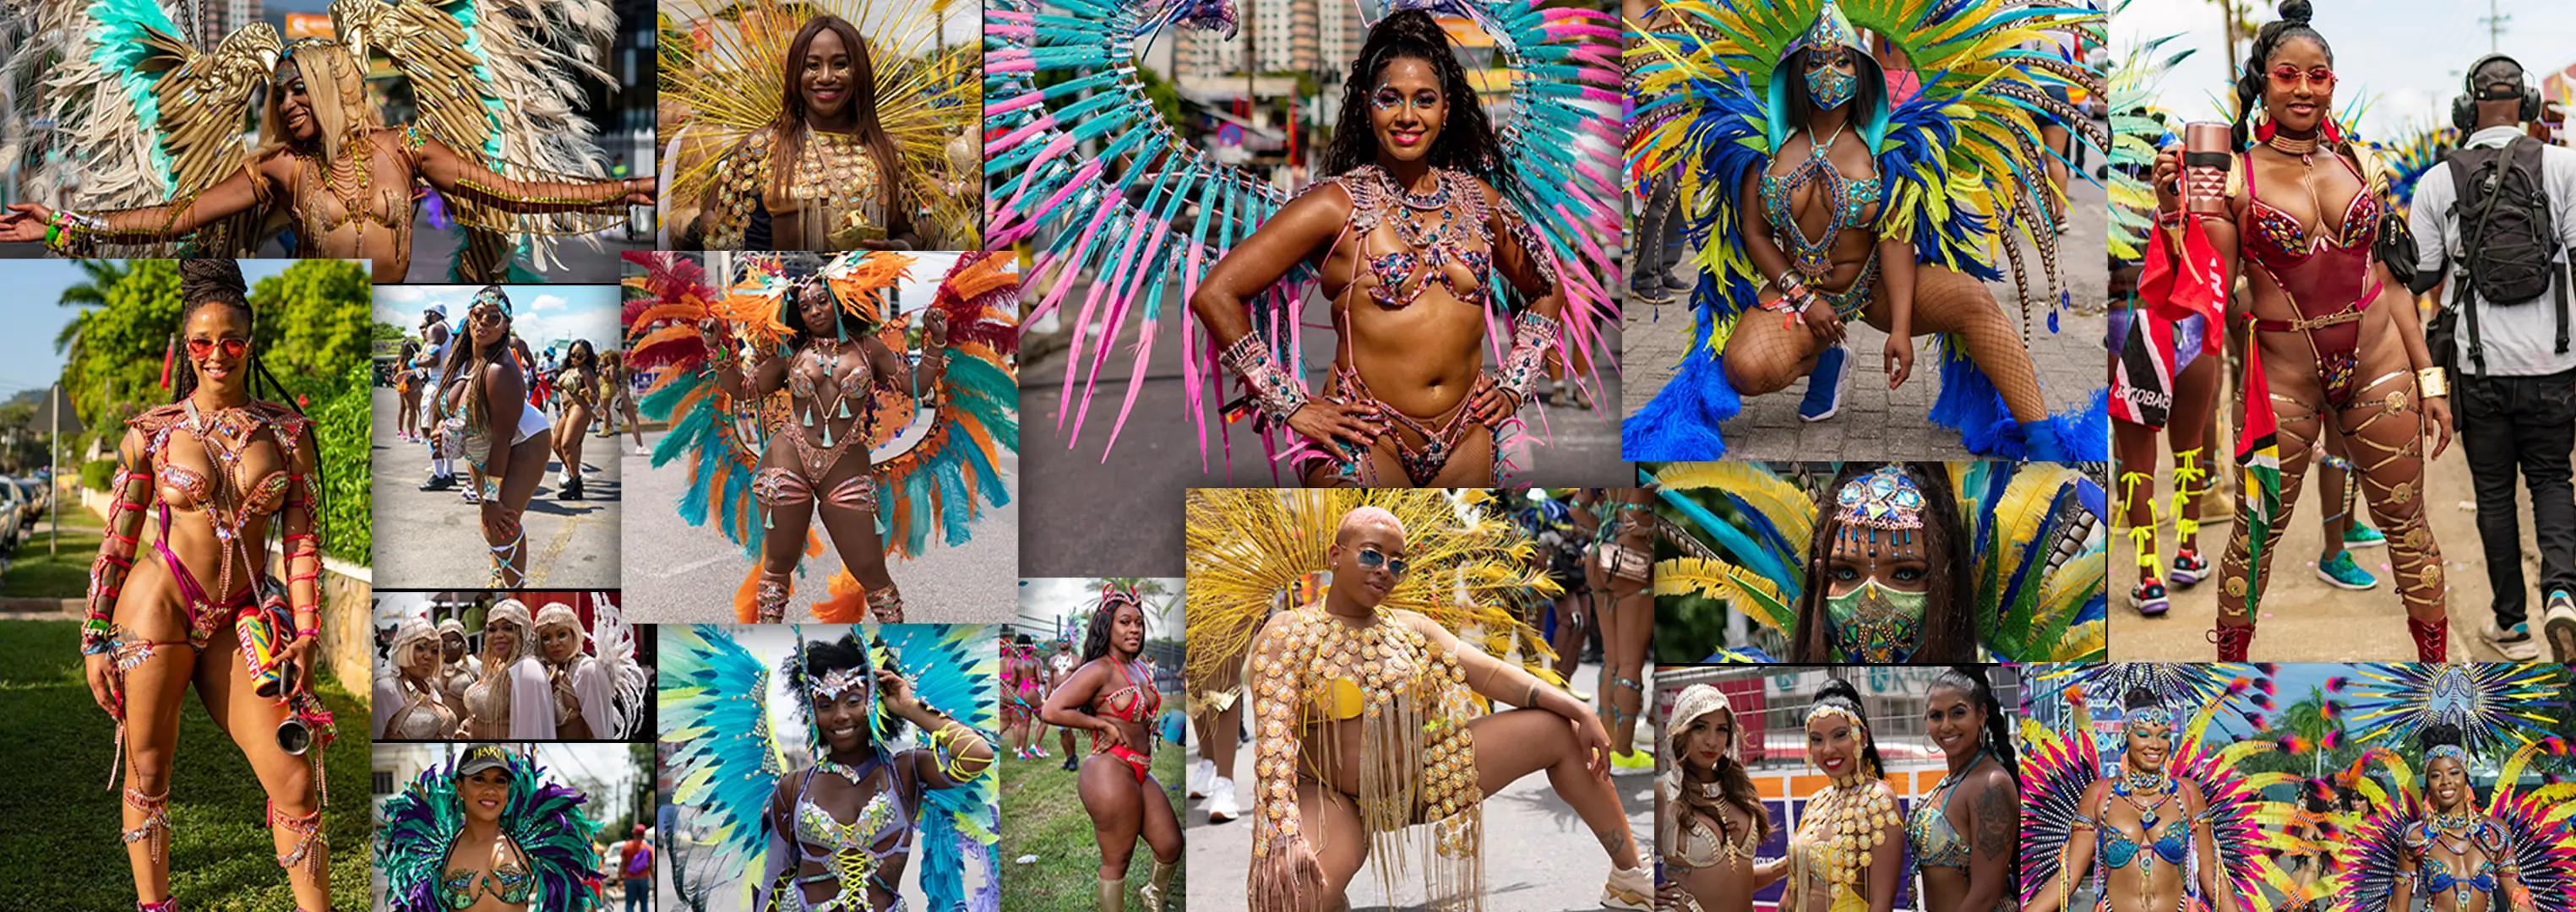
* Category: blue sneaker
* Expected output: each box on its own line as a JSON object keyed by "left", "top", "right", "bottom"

{"left": 1800, "top": 345, "right": 1851, "bottom": 421}
{"left": 2342, "top": 523, "right": 2387, "bottom": 550}
{"left": 2315, "top": 551, "right": 2378, "bottom": 590}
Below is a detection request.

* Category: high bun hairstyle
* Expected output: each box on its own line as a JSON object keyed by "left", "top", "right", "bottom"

{"left": 2122, "top": 686, "right": 2162, "bottom": 714}
{"left": 171, "top": 260, "right": 299, "bottom": 411}
{"left": 1931, "top": 665, "right": 2020, "bottom": 884}
{"left": 1322, "top": 8, "right": 1514, "bottom": 196}
{"left": 1811, "top": 677, "right": 1886, "bottom": 779}
{"left": 2230, "top": 0, "right": 2334, "bottom": 150}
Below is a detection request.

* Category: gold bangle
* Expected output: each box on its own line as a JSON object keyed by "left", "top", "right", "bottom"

{"left": 2415, "top": 367, "right": 2449, "bottom": 399}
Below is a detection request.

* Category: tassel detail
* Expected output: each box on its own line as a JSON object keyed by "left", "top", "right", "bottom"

{"left": 802, "top": 408, "right": 814, "bottom": 427}
{"left": 839, "top": 399, "right": 852, "bottom": 419}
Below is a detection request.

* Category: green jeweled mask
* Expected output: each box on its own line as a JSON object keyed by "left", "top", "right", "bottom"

{"left": 1826, "top": 580, "right": 1925, "bottom": 663}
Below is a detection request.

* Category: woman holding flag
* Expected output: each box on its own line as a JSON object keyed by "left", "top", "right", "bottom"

{"left": 2143, "top": 0, "right": 2450, "bottom": 660}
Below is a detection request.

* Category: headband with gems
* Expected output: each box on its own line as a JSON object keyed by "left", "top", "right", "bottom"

{"left": 2124, "top": 705, "right": 2175, "bottom": 733}
{"left": 2426, "top": 744, "right": 2470, "bottom": 764}
{"left": 473, "top": 285, "right": 514, "bottom": 317}
{"left": 1805, "top": 701, "right": 1865, "bottom": 730}
{"left": 809, "top": 665, "right": 871, "bottom": 703}
{"left": 1835, "top": 465, "right": 1927, "bottom": 530}
{"left": 1794, "top": 0, "right": 1864, "bottom": 57}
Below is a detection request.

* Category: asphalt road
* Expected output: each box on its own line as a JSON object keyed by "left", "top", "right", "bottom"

{"left": 1184, "top": 660, "right": 1656, "bottom": 911}
{"left": 1017, "top": 283, "right": 1630, "bottom": 578}
{"left": 620, "top": 429, "right": 1021, "bottom": 624}
{"left": 1622, "top": 168, "right": 2110, "bottom": 459}
{"left": 371, "top": 387, "right": 622, "bottom": 589}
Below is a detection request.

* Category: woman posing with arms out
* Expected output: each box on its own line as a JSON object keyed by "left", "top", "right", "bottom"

{"left": 532, "top": 604, "right": 613, "bottom": 741}
{"left": 1658, "top": 683, "right": 1775, "bottom": 912}
{"left": 2023, "top": 689, "right": 2238, "bottom": 912}
{"left": 82, "top": 260, "right": 335, "bottom": 911}
{"left": 700, "top": 254, "right": 949, "bottom": 622}
{"left": 459, "top": 599, "right": 554, "bottom": 741}
{"left": 1776, "top": 679, "right": 1903, "bottom": 912}
{"left": 1910, "top": 667, "right": 2020, "bottom": 912}
{"left": 550, "top": 340, "right": 600, "bottom": 501}
{"left": 2387, "top": 724, "right": 2535, "bottom": 912}
{"left": 1192, "top": 9, "right": 1566, "bottom": 487}
{"left": 1042, "top": 584, "right": 1184, "bottom": 911}
{"left": 690, "top": 15, "right": 921, "bottom": 252}
{"left": 379, "top": 744, "right": 603, "bottom": 912}
{"left": 0, "top": 38, "right": 651, "bottom": 282}
{"left": 2148, "top": 0, "right": 2451, "bottom": 660}
{"left": 375, "top": 617, "right": 461, "bottom": 740}
{"left": 763, "top": 632, "right": 994, "bottom": 911}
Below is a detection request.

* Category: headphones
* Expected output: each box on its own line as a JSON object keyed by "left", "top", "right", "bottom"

{"left": 2453, "top": 53, "right": 2543, "bottom": 131}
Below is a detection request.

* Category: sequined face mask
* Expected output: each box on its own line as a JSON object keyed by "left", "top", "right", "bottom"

{"left": 1805, "top": 55, "right": 1857, "bottom": 111}
{"left": 1826, "top": 581, "right": 1925, "bottom": 663}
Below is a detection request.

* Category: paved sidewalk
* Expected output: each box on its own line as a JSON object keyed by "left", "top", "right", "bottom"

{"left": 371, "top": 387, "right": 622, "bottom": 589}
{"left": 1184, "top": 660, "right": 1654, "bottom": 911}
{"left": 1622, "top": 176, "right": 2108, "bottom": 459}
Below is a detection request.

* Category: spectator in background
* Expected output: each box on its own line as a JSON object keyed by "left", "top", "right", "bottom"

{"left": 618, "top": 824, "right": 653, "bottom": 912}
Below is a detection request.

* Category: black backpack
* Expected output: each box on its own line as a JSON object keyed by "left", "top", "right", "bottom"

{"left": 2444, "top": 136, "right": 2567, "bottom": 373}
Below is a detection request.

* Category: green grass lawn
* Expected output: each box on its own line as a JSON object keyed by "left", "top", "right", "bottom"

{"left": 997, "top": 724, "right": 1186, "bottom": 912}
{"left": 3, "top": 511, "right": 106, "bottom": 599}
{"left": 0, "top": 619, "right": 373, "bottom": 910}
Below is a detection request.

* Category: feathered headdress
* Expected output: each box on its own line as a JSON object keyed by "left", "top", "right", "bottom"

{"left": 376, "top": 747, "right": 604, "bottom": 912}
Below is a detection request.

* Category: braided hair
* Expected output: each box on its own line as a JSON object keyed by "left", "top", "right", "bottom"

{"left": 1321, "top": 8, "right": 1514, "bottom": 197}
{"left": 1791, "top": 463, "right": 1973, "bottom": 663}
{"left": 1931, "top": 665, "right": 2021, "bottom": 884}
{"left": 1811, "top": 677, "right": 1886, "bottom": 779}
{"left": 171, "top": 260, "right": 300, "bottom": 414}
{"left": 2229, "top": 0, "right": 2334, "bottom": 150}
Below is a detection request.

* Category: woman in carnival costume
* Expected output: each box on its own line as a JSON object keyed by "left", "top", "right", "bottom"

{"left": 985, "top": 0, "right": 1620, "bottom": 485}
{"left": 1625, "top": 0, "right": 2109, "bottom": 462}
{"left": 377, "top": 744, "right": 604, "bottom": 912}
{"left": 460, "top": 598, "right": 554, "bottom": 740}
{"left": 1911, "top": 666, "right": 2021, "bottom": 912}
{"left": 0, "top": 0, "right": 651, "bottom": 281}
{"left": 1777, "top": 678, "right": 1903, "bottom": 912}
{"left": 624, "top": 250, "right": 1019, "bottom": 623}
{"left": 81, "top": 260, "right": 340, "bottom": 912}
{"left": 2143, "top": 1, "right": 2452, "bottom": 660}
{"left": 439, "top": 288, "right": 553, "bottom": 588}
{"left": 549, "top": 340, "right": 602, "bottom": 501}
{"left": 2329, "top": 663, "right": 2574, "bottom": 912}
{"left": 1041, "top": 584, "right": 1184, "bottom": 911}
{"left": 2022, "top": 684, "right": 2292, "bottom": 912}
{"left": 661, "top": 625, "right": 1002, "bottom": 912}
{"left": 667, "top": 1, "right": 981, "bottom": 250}
{"left": 1185, "top": 489, "right": 1654, "bottom": 910}
{"left": 1657, "top": 682, "right": 1773, "bottom": 912}
{"left": 531, "top": 598, "right": 649, "bottom": 741}
{"left": 1648, "top": 461, "right": 2107, "bottom": 663}
{"left": 376, "top": 617, "right": 461, "bottom": 740}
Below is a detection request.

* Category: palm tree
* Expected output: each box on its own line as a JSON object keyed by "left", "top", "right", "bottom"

{"left": 51, "top": 259, "right": 131, "bottom": 449}
{"left": 2275, "top": 686, "right": 2346, "bottom": 779}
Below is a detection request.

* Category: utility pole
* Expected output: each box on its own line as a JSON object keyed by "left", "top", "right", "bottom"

{"left": 2481, "top": 0, "right": 2510, "bottom": 52}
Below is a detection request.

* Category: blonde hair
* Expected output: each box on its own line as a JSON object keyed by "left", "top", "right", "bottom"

{"left": 259, "top": 44, "right": 383, "bottom": 162}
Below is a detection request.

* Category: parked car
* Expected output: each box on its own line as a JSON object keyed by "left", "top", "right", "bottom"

{"left": 9, "top": 476, "right": 46, "bottom": 523}
{"left": 0, "top": 481, "right": 23, "bottom": 551}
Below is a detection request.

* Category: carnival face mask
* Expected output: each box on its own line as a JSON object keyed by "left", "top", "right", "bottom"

{"left": 1805, "top": 47, "right": 1859, "bottom": 111}
{"left": 1827, "top": 581, "right": 1925, "bottom": 663}
{"left": 1823, "top": 466, "right": 1931, "bottom": 660}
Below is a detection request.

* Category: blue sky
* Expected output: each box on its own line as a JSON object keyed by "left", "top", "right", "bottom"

{"left": 2116, "top": 0, "right": 2576, "bottom": 142}
{"left": 0, "top": 259, "right": 304, "bottom": 403}
{"left": 374, "top": 285, "right": 624, "bottom": 356}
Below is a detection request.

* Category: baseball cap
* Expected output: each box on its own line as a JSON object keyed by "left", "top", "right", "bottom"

{"left": 457, "top": 744, "right": 519, "bottom": 778}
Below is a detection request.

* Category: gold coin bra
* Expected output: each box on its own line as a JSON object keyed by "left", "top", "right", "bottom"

{"left": 1801, "top": 774, "right": 1898, "bottom": 891}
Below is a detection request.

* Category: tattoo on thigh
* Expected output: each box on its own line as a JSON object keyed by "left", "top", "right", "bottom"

{"left": 1974, "top": 780, "right": 2015, "bottom": 858}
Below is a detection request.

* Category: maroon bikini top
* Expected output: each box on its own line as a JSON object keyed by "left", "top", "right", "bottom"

{"left": 2239, "top": 147, "right": 2383, "bottom": 327}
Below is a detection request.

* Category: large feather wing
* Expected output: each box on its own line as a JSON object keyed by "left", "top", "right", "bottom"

{"left": 658, "top": 625, "right": 787, "bottom": 886}
{"left": 875, "top": 624, "right": 1001, "bottom": 912}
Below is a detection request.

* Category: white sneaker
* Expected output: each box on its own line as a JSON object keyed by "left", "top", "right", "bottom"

{"left": 1188, "top": 758, "right": 1215, "bottom": 799}
{"left": 2544, "top": 590, "right": 2576, "bottom": 662}
{"left": 1205, "top": 778, "right": 1239, "bottom": 823}
{"left": 1600, "top": 864, "right": 1653, "bottom": 910}
{"left": 633, "top": 445, "right": 650, "bottom": 457}
{"left": 2483, "top": 619, "right": 2542, "bottom": 661}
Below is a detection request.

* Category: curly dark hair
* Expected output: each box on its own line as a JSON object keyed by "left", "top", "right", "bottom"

{"left": 1081, "top": 588, "right": 1146, "bottom": 664}
{"left": 1811, "top": 677, "right": 1885, "bottom": 779}
{"left": 1321, "top": 8, "right": 1513, "bottom": 197}
{"left": 171, "top": 260, "right": 299, "bottom": 412}
{"left": 1790, "top": 463, "right": 1973, "bottom": 663}
{"left": 798, "top": 631, "right": 907, "bottom": 746}
{"left": 2229, "top": 0, "right": 2334, "bottom": 150}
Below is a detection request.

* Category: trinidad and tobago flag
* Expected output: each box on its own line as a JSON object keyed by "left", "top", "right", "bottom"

{"left": 2121, "top": 218, "right": 2230, "bottom": 429}
{"left": 2236, "top": 340, "right": 2283, "bottom": 620}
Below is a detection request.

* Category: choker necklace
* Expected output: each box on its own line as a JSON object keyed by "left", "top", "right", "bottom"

{"left": 1382, "top": 168, "right": 1451, "bottom": 211}
{"left": 2266, "top": 130, "right": 2321, "bottom": 156}
{"left": 2118, "top": 768, "right": 2170, "bottom": 792}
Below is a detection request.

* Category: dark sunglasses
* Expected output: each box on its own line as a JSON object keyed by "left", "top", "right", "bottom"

{"left": 185, "top": 337, "right": 251, "bottom": 359}
{"left": 1355, "top": 546, "right": 1408, "bottom": 578}
{"left": 470, "top": 306, "right": 507, "bottom": 325}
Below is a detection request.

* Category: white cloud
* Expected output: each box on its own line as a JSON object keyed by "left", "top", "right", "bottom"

{"left": 529, "top": 294, "right": 569, "bottom": 312}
